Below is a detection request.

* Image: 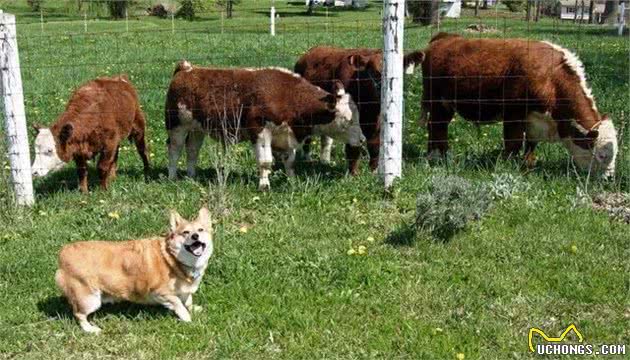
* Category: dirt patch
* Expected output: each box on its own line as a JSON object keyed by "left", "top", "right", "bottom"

{"left": 464, "top": 24, "right": 499, "bottom": 34}
{"left": 592, "top": 192, "right": 630, "bottom": 224}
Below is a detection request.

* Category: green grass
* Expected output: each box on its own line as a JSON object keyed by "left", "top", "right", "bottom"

{"left": 0, "top": 1, "right": 629, "bottom": 359}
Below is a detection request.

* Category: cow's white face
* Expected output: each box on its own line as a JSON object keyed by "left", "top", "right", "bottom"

{"left": 565, "top": 119, "right": 617, "bottom": 178}
{"left": 316, "top": 89, "right": 365, "bottom": 147}
{"left": 32, "top": 128, "right": 66, "bottom": 177}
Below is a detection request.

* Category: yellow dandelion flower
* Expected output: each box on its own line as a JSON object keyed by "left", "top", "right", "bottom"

{"left": 108, "top": 212, "right": 120, "bottom": 220}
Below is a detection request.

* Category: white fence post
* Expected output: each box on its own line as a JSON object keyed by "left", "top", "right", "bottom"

{"left": 270, "top": 6, "right": 276, "bottom": 36}
{"left": 379, "top": 0, "right": 405, "bottom": 189}
{"left": 0, "top": 13, "right": 35, "bottom": 206}
{"left": 619, "top": 2, "right": 626, "bottom": 36}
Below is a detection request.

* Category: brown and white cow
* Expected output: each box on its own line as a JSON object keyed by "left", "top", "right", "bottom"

{"left": 420, "top": 33, "right": 617, "bottom": 177}
{"left": 31, "top": 75, "right": 150, "bottom": 193}
{"left": 164, "top": 61, "right": 364, "bottom": 191}
{"left": 295, "top": 46, "right": 424, "bottom": 175}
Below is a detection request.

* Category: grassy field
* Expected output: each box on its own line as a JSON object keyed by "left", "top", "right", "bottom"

{"left": 0, "top": 1, "right": 629, "bottom": 359}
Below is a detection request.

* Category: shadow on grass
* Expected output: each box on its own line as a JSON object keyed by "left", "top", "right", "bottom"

{"left": 38, "top": 296, "right": 171, "bottom": 322}
{"left": 385, "top": 223, "right": 417, "bottom": 247}
{"left": 252, "top": 10, "right": 339, "bottom": 18}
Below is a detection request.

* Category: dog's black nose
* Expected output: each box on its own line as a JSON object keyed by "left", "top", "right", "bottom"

{"left": 191, "top": 233, "right": 199, "bottom": 241}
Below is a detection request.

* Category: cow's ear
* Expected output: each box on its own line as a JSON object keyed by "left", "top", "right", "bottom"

{"left": 32, "top": 123, "right": 44, "bottom": 133}
{"left": 570, "top": 121, "right": 598, "bottom": 149}
{"left": 58, "top": 124, "right": 73, "bottom": 144}
{"left": 348, "top": 54, "right": 369, "bottom": 71}
{"left": 332, "top": 80, "right": 346, "bottom": 98}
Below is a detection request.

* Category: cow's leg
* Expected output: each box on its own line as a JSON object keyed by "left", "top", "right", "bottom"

{"left": 97, "top": 149, "right": 117, "bottom": 191}
{"left": 108, "top": 146, "right": 120, "bottom": 180}
{"left": 302, "top": 137, "right": 313, "bottom": 162}
{"left": 502, "top": 116, "right": 526, "bottom": 158}
{"left": 254, "top": 127, "right": 273, "bottom": 191}
{"left": 282, "top": 148, "right": 297, "bottom": 177}
{"left": 75, "top": 156, "right": 89, "bottom": 193}
{"left": 345, "top": 144, "right": 362, "bottom": 176}
{"left": 524, "top": 140, "right": 538, "bottom": 168}
{"left": 185, "top": 131, "right": 205, "bottom": 177}
{"left": 367, "top": 134, "right": 379, "bottom": 173}
{"left": 427, "top": 105, "right": 454, "bottom": 158}
{"left": 320, "top": 136, "right": 333, "bottom": 164}
{"left": 132, "top": 107, "right": 150, "bottom": 181}
{"left": 168, "top": 128, "right": 188, "bottom": 180}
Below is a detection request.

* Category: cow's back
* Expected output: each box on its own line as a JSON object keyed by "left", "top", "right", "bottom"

{"left": 60, "top": 77, "right": 138, "bottom": 142}
{"left": 165, "top": 66, "right": 330, "bottom": 141}
{"left": 423, "top": 35, "right": 564, "bottom": 120}
{"left": 296, "top": 47, "right": 378, "bottom": 93}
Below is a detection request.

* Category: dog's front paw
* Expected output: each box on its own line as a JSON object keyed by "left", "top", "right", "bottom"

{"left": 179, "top": 313, "right": 192, "bottom": 322}
{"left": 81, "top": 324, "right": 102, "bottom": 334}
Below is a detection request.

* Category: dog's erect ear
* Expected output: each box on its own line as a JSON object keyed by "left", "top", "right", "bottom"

{"left": 170, "top": 210, "right": 184, "bottom": 232}
{"left": 58, "top": 124, "right": 73, "bottom": 144}
{"left": 348, "top": 54, "right": 370, "bottom": 71}
{"left": 197, "top": 207, "right": 211, "bottom": 228}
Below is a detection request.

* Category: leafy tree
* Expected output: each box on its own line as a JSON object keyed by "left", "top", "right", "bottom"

{"left": 217, "top": 0, "right": 240, "bottom": 18}
{"left": 177, "top": 0, "right": 206, "bottom": 20}
{"left": 408, "top": 0, "right": 440, "bottom": 25}
{"left": 27, "top": 0, "right": 44, "bottom": 12}
{"left": 107, "top": 0, "right": 134, "bottom": 19}
{"left": 505, "top": 0, "right": 526, "bottom": 12}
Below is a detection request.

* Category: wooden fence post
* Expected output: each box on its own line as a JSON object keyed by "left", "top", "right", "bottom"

{"left": 0, "top": 12, "right": 35, "bottom": 206}
{"left": 379, "top": 0, "right": 405, "bottom": 189}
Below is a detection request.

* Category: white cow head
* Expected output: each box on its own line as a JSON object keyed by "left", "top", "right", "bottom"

{"left": 31, "top": 124, "right": 67, "bottom": 177}
{"left": 564, "top": 117, "right": 617, "bottom": 178}
{"left": 316, "top": 81, "right": 365, "bottom": 147}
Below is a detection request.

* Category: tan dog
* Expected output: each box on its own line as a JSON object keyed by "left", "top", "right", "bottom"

{"left": 55, "top": 207, "right": 213, "bottom": 333}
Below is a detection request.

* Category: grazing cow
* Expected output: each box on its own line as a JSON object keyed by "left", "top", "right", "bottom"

{"left": 295, "top": 46, "right": 425, "bottom": 174}
{"left": 164, "top": 60, "right": 364, "bottom": 191}
{"left": 31, "top": 75, "right": 150, "bottom": 193}
{"left": 420, "top": 33, "right": 617, "bottom": 177}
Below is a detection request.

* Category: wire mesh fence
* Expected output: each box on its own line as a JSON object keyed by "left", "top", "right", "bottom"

{"left": 0, "top": 0, "right": 628, "bottom": 206}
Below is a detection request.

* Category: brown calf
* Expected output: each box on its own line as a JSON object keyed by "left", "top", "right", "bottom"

{"left": 32, "top": 75, "right": 150, "bottom": 192}
{"left": 420, "top": 33, "right": 617, "bottom": 177}
{"left": 164, "top": 61, "right": 364, "bottom": 191}
{"left": 295, "top": 46, "right": 424, "bottom": 174}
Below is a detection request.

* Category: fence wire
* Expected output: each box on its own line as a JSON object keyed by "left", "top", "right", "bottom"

{"left": 0, "top": 0, "right": 629, "bottom": 202}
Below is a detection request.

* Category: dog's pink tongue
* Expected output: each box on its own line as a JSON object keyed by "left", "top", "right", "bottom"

{"left": 193, "top": 247, "right": 203, "bottom": 256}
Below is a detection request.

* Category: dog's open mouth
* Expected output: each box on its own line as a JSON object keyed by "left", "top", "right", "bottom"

{"left": 184, "top": 241, "right": 206, "bottom": 257}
